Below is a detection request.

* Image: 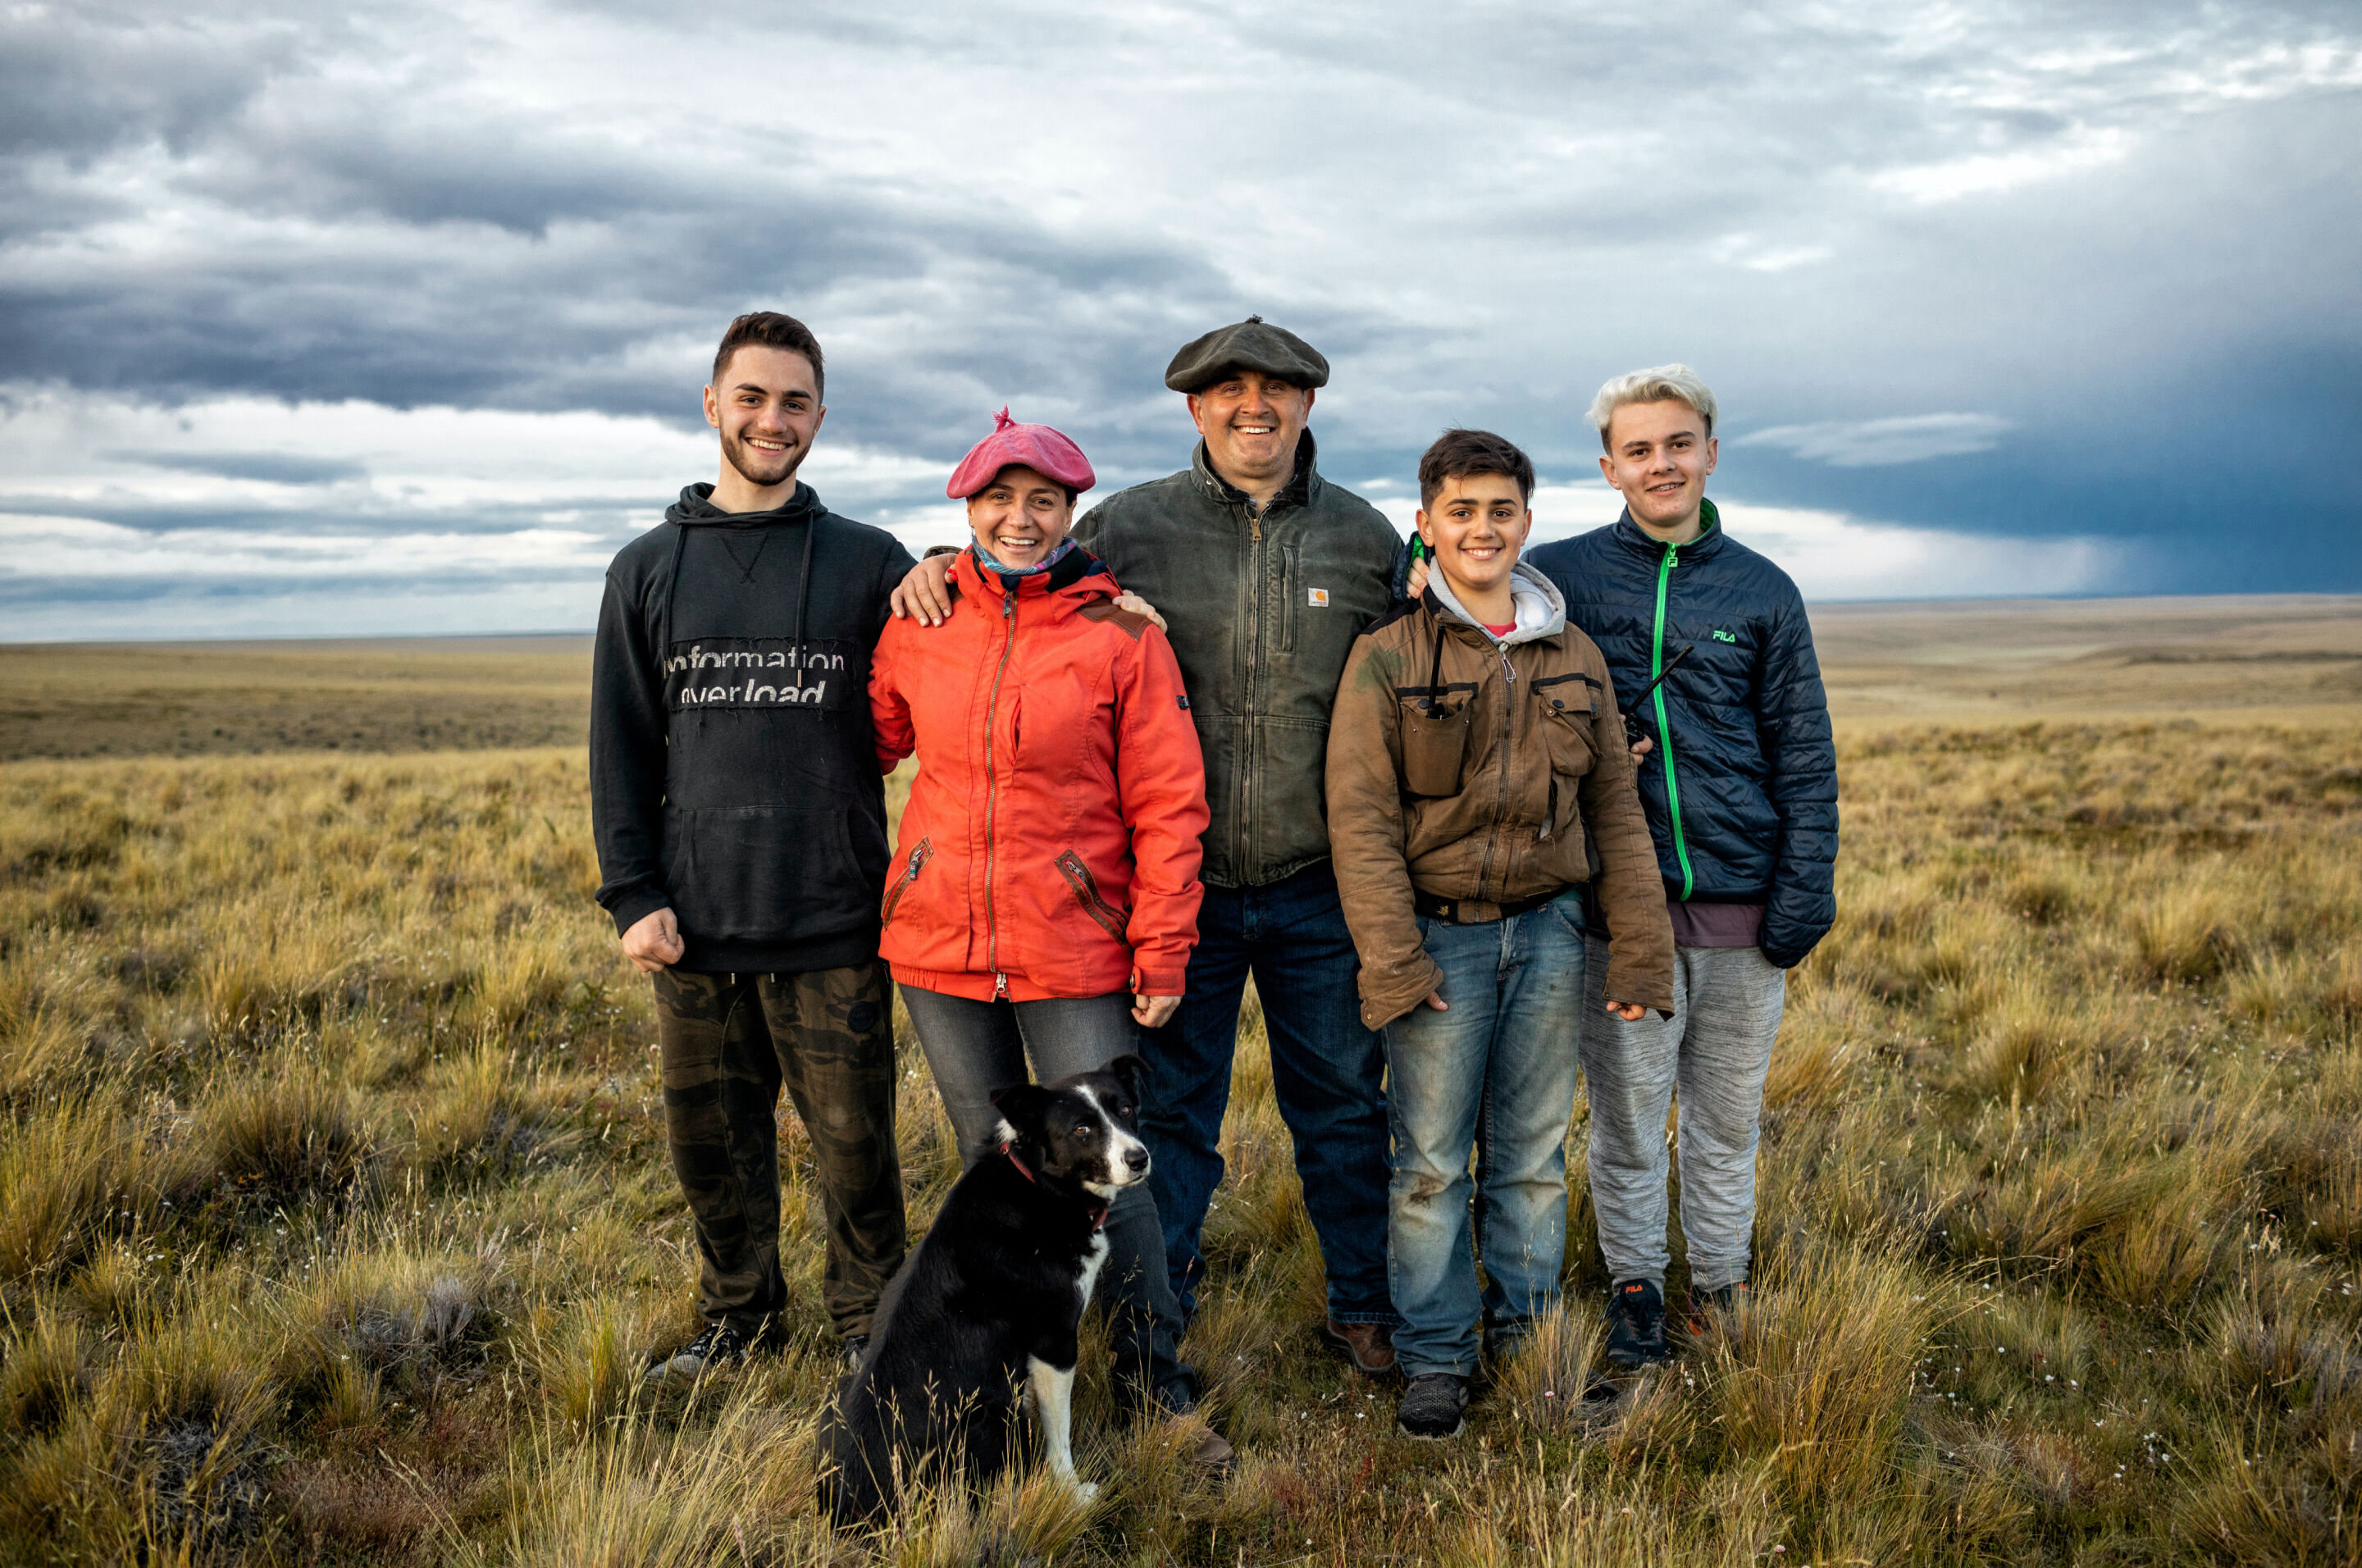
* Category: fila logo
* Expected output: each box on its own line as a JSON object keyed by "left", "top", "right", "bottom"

{"left": 1307, "top": 588, "right": 1330, "bottom": 607}
{"left": 1712, "top": 628, "right": 1738, "bottom": 643}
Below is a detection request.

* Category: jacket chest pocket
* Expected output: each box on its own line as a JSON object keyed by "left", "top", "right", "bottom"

{"left": 1534, "top": 673, "right": 1599, "bottom": 776}
{"left": 1397, "top": 684, "right": 1477, "bottom": 797}
{"left": 1274, "top": 545, "right": 1301, "bottom": 653}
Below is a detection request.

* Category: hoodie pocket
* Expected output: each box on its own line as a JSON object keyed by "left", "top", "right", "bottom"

{"left": 665, "top": 806, "right": 865, "bottom": 943}
{"left": 881, "top": 837, "right": 932, "bottom": 929}
{"left": 1055, "top": 850, "right": 1129, "bottom": 941}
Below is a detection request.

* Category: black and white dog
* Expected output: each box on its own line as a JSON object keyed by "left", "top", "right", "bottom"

{"left": 818, "top": 1055, "right": 1152, "bottom": 1526}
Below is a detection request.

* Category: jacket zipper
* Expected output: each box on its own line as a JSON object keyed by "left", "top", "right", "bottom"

{"left": 1490, "top": 640, "right": 1516, "bottom": 897}
{"left": 1242, "top": 499, "right": 1262, "bottom": 873}
{"left": 1651, "top": 539, "right": 1695, "bottom": 900}
{"left": 1056, "top": 850, "right": 1128, "bottom": 940}
{"left": 983, "top": 590, "right": 1019, "bottom": 994}
{"left": 881, "top": 838, "right": 932, "bottom": 928}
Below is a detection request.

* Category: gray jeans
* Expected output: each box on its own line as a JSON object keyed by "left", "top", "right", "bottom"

{"left": 1578, "top": 937, "right": 1785, "bottom": 1293}
{"left": 897, "top": 985, "right": 1194, "bottom": 1411}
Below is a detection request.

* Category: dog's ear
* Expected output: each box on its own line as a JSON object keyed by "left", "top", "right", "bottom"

{"left": 989, "top": 1081, "right": 1054, "bottom": 1138}
{"left": 1102, "top": 1053, "right": 1149, "bottom": 1105}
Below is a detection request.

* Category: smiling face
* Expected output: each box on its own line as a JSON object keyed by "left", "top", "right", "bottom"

{"left": 965, "top": 464, "right": 1074, "bottom": 570}
{"left": 1599, "top": 398, "right": 1717, "bottom": 541}
{"left": 1186, "top": 371, "right": 1315, "bottom": 498}
{"left": 704, "top": 345, "right": 825, "bottom": 507}
{"left": 1416, "top": 472, "right": 1532, "bottom": 610}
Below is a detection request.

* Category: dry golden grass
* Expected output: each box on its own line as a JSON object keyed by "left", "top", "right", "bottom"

{"left": 2, "top": 680, "right": 2360, "bottom": 1561}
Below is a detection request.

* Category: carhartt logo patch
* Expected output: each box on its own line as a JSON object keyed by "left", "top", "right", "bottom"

{"left": 1307, "top": 588, "right": 1329, "bottom": 607}
{"left": 1712, "top": 628, "right": 1737, "bottom": 643}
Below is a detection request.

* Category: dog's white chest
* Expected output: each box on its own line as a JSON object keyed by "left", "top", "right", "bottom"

{"left": 1074, "top": 1229, "right": 1109, "bottom": 1309}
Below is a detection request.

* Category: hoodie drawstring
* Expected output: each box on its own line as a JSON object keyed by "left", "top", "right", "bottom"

{"left": 659, "top": 521, "right": 690, "bottom": 691}
{"left": 1424, "top": 598, "right": 1448, "bottom": 717}
{"left": 791, "top": 514, "right": 816, "bottom": 695}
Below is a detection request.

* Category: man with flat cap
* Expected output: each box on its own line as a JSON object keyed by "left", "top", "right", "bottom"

{"left": 894, "top": 317, "right": 1405, "bottom": 1379}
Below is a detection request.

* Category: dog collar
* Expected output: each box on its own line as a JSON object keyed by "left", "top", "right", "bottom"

{"left": 1001, "top": 1142, "right": 1110, "bottom": 1233}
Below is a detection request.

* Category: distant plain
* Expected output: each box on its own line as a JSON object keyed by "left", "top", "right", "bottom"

{"left": 7, "top": 595, "right": 2360, "bottom": 763}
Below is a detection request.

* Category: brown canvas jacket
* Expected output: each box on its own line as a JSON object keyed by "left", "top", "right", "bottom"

{"left": 1326, "top": 563, "right": 1675, "bottom": 1029}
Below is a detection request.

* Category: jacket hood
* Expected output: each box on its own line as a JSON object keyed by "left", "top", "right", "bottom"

{"left": 1425, "top": 558, "right": 1566, "bottom": 645}
{"left": 665, "top": 481, "right": 826, "bottom": 527}
{"left": 1611, "top": 495, "right": 1726, "bottom": 562}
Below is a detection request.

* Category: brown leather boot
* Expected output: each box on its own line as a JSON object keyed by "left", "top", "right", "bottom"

{"left": 1320, "top": 1319, "right": 1398, "bottom": 1375}
{"left": 1184, "top": 1418, "right": 1236, "bottom": 1472}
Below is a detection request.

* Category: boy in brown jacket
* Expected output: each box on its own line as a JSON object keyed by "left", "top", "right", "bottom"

{"left": 1327, "top": 429, "right": 1674, "bottom": 1439}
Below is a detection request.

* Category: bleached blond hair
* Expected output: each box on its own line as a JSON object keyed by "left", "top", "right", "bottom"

{"left": 1588, "top": 364, "right": 1717, "bottom": 450}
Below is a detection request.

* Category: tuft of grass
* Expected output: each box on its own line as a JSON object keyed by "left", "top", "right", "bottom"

{"left": 192, "top": 1054, "right": 377, "bottom": 1202}
{"left": 0, "top": 1098, "right": 184, "bottom": 1283}
{"left": 1, "top": 1303, "right": 89, "bottom": 1436}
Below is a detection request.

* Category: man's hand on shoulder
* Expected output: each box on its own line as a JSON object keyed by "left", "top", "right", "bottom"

{"left": 622, "top": 908, "right": 683, "bottom": 973}
{"left": 1114, "top": 591, "right": 1166, "bottom": 633}
{"left": 889, "top": 552, "right": 958, "bottom": 626}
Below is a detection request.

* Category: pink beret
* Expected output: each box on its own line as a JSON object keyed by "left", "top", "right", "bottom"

{"left": 946, "top": 408, "right": 1096, "bottom": 499}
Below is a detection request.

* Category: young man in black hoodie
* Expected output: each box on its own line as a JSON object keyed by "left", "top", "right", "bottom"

{"left": 592, "top": 312, "right": 920, "bottom": 1377}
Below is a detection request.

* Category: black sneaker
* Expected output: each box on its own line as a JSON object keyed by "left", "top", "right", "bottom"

{"left": 1396, "top": 1373, "right": 1468, "bottom": 1440}
{"left": 1603, "top": 1279, "right": 1672, "bottom": 1370}
{"left": 1687, "top": 1282, "right": 1750, "bottom": 1339}
{"left": 645, "top": 1320, "right": 751, "bottom": 1383}
{"left": 841, "top": 1333, "right": 870, "bottom": 1371}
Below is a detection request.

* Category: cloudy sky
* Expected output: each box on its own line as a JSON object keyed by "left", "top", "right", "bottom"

{"left": 4, "top": 0, "right": 2357, "bottom": 640}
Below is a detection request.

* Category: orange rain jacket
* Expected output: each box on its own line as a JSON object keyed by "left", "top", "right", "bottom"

{"left": 869, "top": 545, "right": 1209, "bottom": 1002}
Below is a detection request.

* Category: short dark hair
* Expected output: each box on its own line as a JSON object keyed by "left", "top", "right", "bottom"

{"left": 1417, "top": 428, "right": 1534, "bottom": 509}
{"left": 711, "top": 312, "right": 825, "bottom": 400}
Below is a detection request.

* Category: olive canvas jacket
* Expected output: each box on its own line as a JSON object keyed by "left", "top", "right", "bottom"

{"left": 1326, "top": 563, "right": 1676, "bottom": 1030}
{"left": 1071, "top": 431, "right": 1399, "bottom": 889}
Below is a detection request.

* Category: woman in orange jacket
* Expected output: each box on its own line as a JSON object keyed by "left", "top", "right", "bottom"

{"left": 869, "top": 409, "right": 1214, "bottom": 1435}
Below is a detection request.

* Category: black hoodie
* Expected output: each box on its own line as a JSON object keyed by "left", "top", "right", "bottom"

{"left": 591, "top": 482, "right": 919, "bottom": 973}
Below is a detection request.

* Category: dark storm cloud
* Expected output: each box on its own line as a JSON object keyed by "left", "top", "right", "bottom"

{"left": 103, "top": 450, "right": 369, "bottom": 485}
{"left": 2, "top": 0, "right": 2359, "bottom": 630}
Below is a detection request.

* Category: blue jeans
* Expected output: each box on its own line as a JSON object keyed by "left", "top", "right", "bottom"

{"left": 1142, "top": 861, "right": 1398, "bottom": 1327}
{"left": 1383, "top": 893, "right": 1588, "bottom": 1379}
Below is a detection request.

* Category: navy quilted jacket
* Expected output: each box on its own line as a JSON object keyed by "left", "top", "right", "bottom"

{"left": 1524, "top": 500, "right": 1838, "bottom": 967}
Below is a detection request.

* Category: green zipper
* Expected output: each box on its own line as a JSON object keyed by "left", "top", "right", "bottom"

{"left": 1651, "top": 534, "right": 1694, "bottom": 900}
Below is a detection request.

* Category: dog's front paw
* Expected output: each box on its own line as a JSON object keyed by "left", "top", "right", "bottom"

{"left": 1063, "top": 1479, "right": 1101, "bottom": 1506}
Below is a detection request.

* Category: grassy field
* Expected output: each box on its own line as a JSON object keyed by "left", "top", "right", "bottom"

{"left": 2, "top": 606, "right": 2359, "bottom": 1565}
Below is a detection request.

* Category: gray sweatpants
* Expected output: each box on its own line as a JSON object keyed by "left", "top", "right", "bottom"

{"left": 1579, "top": 936, "right": 1785, "bottom": 1293}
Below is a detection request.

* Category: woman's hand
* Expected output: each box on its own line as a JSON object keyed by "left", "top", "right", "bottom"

{"left": 889, "top": 552, "right": 958, "bottom": 625}
{"left": 1133, "top": 992, "right": 1181, "bottom": 1029}
{"left": 1421, "top": 990, "right": 1448, "bottom": 1011}
{"left": 1603, "top": 1000, "right": 1647, "bottom": 1022}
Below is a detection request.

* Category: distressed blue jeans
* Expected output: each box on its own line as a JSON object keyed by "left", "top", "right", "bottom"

{"left": 1140, "top": 861, "right": 1398, "bottom": 1327}
{"left": 1383, "top": 892, "right": 1589, "bottom": 1379}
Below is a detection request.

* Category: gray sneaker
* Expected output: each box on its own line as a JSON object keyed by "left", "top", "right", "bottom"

{"left": 1396, "top": 1373, "right": 1468, "bottom": 1440}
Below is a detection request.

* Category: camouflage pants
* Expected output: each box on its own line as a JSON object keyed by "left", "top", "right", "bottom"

{"left": 652, "top": 964, "right": 905, "bottom": 1340}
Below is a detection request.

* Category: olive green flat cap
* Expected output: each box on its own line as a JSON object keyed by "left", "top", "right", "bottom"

{"left": 1163, "top": 315, "right": 1329, "bottom": 393}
